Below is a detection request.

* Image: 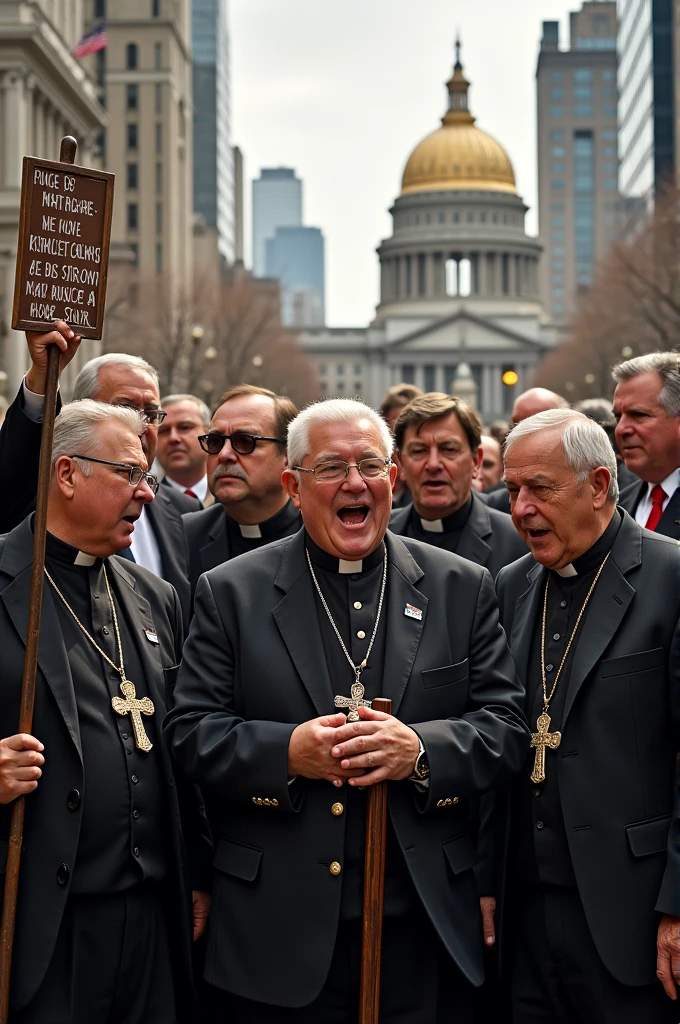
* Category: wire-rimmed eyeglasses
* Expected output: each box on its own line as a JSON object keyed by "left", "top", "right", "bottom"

{"left": 70, "top": 455, "right": 159, "bottom": 495}
{"left": 198, "top": 431, "right": 285, "bottom": 456}
{"left": 293, "top": 458, "right": 392, "bottom": 484}
{"left": 114, "top": 403, "right": 167, "bottom": 426}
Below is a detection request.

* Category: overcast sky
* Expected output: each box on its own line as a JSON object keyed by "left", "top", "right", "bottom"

{"left": 231, "top": 0, "right": 577, "bottom": 327}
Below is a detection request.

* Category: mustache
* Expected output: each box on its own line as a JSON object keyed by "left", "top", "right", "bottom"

{"left": 212, "top": 464, "right": 248, "bottom": 483}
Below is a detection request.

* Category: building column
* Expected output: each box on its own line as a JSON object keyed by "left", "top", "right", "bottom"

{"left": 399, "top": 256, "right": 407, "bottom": 299}
{"left": 435, "top": 364, "right": 445, "bottom": 392}
{"left": 477, "top": 252, "right": 487, "bottom": 296}
{"left": 507, "top": 254, "right": 516, "bottom": 297}
{"left": 3, "top": 72, "right": 27, "bottom": 187}
{"left": 380, "top": 259, "right": 388, "bottom": 304}
{"left": 482, "top": 365, "right": 493, "bottom": 419}
{"left": 425, "top": 253, "right": 435, "bottom": 298}
{"left": 414, "top": 365, "right": 425, "bottom": 390}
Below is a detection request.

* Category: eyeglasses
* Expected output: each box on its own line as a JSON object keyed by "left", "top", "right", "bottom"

{"left": 198, "top": 431, "right": 285, "bottom": 456}
{"left": 70, "top": 455, "right": 159, "bottom": 495}
{"left": 293, "top": 458, "right": 392, "bottom": 484}
{"left": 114, "top": 403, "right": 167, "bottom": 426}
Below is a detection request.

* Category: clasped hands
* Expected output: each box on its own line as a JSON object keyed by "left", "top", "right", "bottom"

{"left": 287, "top": 705, "right": 420, "bottom": 787}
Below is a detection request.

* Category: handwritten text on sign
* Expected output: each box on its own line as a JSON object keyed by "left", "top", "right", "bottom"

{"left": 12, "top": 157, "right": 114, "bottom": 340}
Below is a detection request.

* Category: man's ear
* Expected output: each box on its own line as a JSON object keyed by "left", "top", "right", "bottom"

{"left": 471, "top": 445, "right": 483, "bottom": 480}
{"left": 591, "top": 467, "right": 611, "bottom": 509}
{"left": 282, "top": 468, "right": 301, "bottom": 509}
{"left": 53, "top": 456, "right": 78, "bottom": 499}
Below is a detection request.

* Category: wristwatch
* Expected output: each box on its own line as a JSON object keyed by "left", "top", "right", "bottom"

{"left": 409, "top": 735, "right": 430, "bottom": 782}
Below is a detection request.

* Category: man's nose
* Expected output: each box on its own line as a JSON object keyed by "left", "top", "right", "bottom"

{"left": 512, "top": 488, "right": 537, "bottom": 519}
{"left": 342, "top": 465, "right": 366, "bottom": 491}
{"left": 425, "top": 446, "right": 443, "bottom": 470}
{"left": 218, "top": 439, "right": 238, "bottom": 463}
{"left": 134, "top": 479, "right": 156, "bottom": 504}
{"left": 615, "top": 417, "right": 632, "bottom": 439}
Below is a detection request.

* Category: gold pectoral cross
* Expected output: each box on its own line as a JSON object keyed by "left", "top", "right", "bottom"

{"left": 334, "top": 670, "right": 372, "bottom": 723}
{"left": 530, "top": 711, "right": 561, "bottom": 784}
{"left": 111, "top": 680, "right": 155, "bottom": 752}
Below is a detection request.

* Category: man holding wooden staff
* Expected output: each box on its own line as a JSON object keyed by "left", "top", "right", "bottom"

{"left": 165, "top": 397, "right": 529, "bottom": 1022}
{"left": 0, "top": 400, "right": 211, "bottom": 1022}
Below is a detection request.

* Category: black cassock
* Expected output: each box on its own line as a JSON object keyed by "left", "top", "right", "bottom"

{"left": 1, "top": 519, "right": 209, "bottom": 1024}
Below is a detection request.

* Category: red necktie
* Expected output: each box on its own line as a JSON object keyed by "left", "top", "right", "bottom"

{"left": 644, "top": 484, "right": 666, "bottom": 531}
{"left": 184, "top": 488, "right": 198, "bottom": 500}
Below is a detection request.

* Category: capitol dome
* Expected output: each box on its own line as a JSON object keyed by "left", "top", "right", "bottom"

{"left": 401, "top": 47, "right": 517, "bottom": 197}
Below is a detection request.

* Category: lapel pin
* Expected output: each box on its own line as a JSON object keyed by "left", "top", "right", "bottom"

{"left": 144, "top": 628, "right": 159, "bottom": 644}
{"left": 404, "top": 603, "right": 423, "bottom": 621}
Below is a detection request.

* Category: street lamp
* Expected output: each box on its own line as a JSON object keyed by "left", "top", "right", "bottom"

{"left": 252, "top": 354, "right": 263, "bottom": 369}
{"left": 204, "top": 346, "right": 217, "bottom": 362}
{"left": 621, "top": 346, "right": 633, "bottom": 359}
{"left": 584, "top": 373, "right": 595, "bottom": 385}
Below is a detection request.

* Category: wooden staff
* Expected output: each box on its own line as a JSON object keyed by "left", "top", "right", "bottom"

{"left": 358, "top": 696, "right": 392, "bottom": 1024}
{"left": 0, "top": 136, "right": 78, "bottom": 1024}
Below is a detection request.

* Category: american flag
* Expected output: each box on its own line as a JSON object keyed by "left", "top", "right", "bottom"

{"left": 72, "top": 23, "right": 108, "bottom": 58}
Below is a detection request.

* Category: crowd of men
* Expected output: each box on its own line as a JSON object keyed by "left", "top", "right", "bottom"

{"left": 0, "top": 319, "right": 679, "bottom": 1024}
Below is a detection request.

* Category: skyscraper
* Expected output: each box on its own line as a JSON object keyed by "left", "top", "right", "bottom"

{"left": 618, "top": 0, "right": 675, "bottom": 222}
{"left": 536, "top": 3, "right": 618, "bottom": 323}
{"left": 265, "top": 226, "right": 325, "bottom": 327}
{"left": 96, "top": 0, "right": 193, "bottom": 282}
{"left": 192, "top": 0, "right": 234, "bottom": 261}
{"left": 252, "top": 168, "right": 302, "bottom": 277}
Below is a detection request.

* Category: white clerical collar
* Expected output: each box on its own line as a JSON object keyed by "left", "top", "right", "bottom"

{"left": 74, "top": 550, "right": 97, "bottom": 566}
{"left": 555, "top": 563, "right": 578, "bottom": 578}
{"left": 420, "top": 517, "right": 444, "bottom": 533}
{"left": 338, "top": 558, "right": 363, "bottom": 573}
{"left": 239, "top": 523, "right": 262, "bottom": 539}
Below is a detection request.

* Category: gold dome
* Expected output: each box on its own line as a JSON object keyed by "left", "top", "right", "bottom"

{"left": 401, "top": 45, "right": 517, "bottom": 197}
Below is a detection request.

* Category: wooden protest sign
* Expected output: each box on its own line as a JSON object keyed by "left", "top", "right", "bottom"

{"left": 0, "top": 137, "right": 114, "bottom": 1024}
{"left": 359, "top": 696, "right": 392, "bottom": 1024}
{"left": 11, "top": 154, "right": 114, "bottom": 339}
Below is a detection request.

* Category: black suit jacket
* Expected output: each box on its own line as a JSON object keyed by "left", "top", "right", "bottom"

{"left": 389, "top": 491, "right": 527, "bottom": 580}
{"left": 491, "top": 511, "right": 680, "bottom": 987}
{"left": 484, "top": 485, "right": 511, "bottom": 515}
{"left": 618, "top": 478, "right": 680, "bottom": 540}
{"left": 0, "top": 517, "right": 212, "bottom": 1014}
{"left": 0, "top": 385, "right": 199, "bottom": 629}
{"left": 182, "top": 500, "right": 302, "bottom": 603}
{"left": 164, "top": 528, "right": 529, "bottom": 1007}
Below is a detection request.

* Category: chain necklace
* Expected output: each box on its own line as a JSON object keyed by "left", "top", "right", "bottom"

{"left": 44, "top": 563, "right": 155, "bottom": 752}
{"left": 530, "top": 552, "right": 610, "bottom": 784}
{"left": 305, "top": 546, "right": 388, "bottom": 721}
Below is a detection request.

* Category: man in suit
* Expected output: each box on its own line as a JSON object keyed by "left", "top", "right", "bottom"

{"left": 486, "top": 388, "right": 570, "bottom": 515}
{"left": 165, "top": 397, "right": 529, "bottom": 1023}
{"left": 182, "top": 384, "right": 300, "bottom": 603}
{"left": 480, "top": 408, "right": 680, "bottom": 1023}
{"left": 0, "top": 399, "right": 211, "bottom": 1022}
{"left": 0, "top": 323, "right": 199, "bottom": 630}
{"left": 612, "top": 352, "right": 680, "bottom": 540}
{"left": 379, "top": 382, "right": 424, "bottom": 509}
{"left": 157, "top": 394, "right": 213, "bottom": 507}
{"left": 475, "top": 433, "right": 504, "bottom": 494}
{"left": 390, "top": 393, "right": 526, "bottom": 579}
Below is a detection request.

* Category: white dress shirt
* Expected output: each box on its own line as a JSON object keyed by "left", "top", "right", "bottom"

{"left": 164, "top": 473, "right": 209, "bottom": 504}
{"left": 633, "top": 469, "right": 680, "bottom": 527}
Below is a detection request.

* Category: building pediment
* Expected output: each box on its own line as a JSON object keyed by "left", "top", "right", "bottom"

{"left": 386, "top": 309, "right": 545, "bottom": 353}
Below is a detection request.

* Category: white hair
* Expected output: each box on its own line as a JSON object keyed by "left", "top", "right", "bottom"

{"left": 612, "top": 351, "right": 680, "bottom": 417}
{"left": 287, "top": 399, "right": 394, "bottom": 467}
{"left": 52, "top": 400, "right": 144, "bottom": 473}
{"left": 72, "top": 352, "right": 159, "bottom": 401}
{"left": 504, "top": 408, "right": 619, "bottom": 503}
{"left": 161, "top": 392, "right": 211, "bottom": 425}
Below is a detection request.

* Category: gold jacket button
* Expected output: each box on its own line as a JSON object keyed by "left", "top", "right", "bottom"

{"left": 331, "top": 802, "right": 344, "bottom": 816}
{"left": 329, "top": 861, "right": 342, "bottom": 876}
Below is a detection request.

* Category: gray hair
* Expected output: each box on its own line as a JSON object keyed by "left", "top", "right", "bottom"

{"left": 504, "top": 408, "right": 619, "bottom": 503}
{"left": 287, "top": 399, "right": 394, "bottom": 468}
{"left": 72, "top": 353, "right": 159, "bottom": 401}
{"left": 612, "top": 351, "right": 680, "bottom": 417}
{"left": 161, "top": 392, "right": 211, "bottom": 426}
{"left": 52, "top": 400, "right": 144, "bottom": 473}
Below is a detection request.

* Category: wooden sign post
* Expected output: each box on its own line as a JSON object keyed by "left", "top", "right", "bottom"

{"left": 359, "top": 696, "right": 392, "bottom": 1024}
{"left": 0, "top": 138, "right": 114, "bottom": 1024}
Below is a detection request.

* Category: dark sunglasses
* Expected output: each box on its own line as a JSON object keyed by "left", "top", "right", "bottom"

{"left": 198, "top": 431, "right": 285, "bottom": 456}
